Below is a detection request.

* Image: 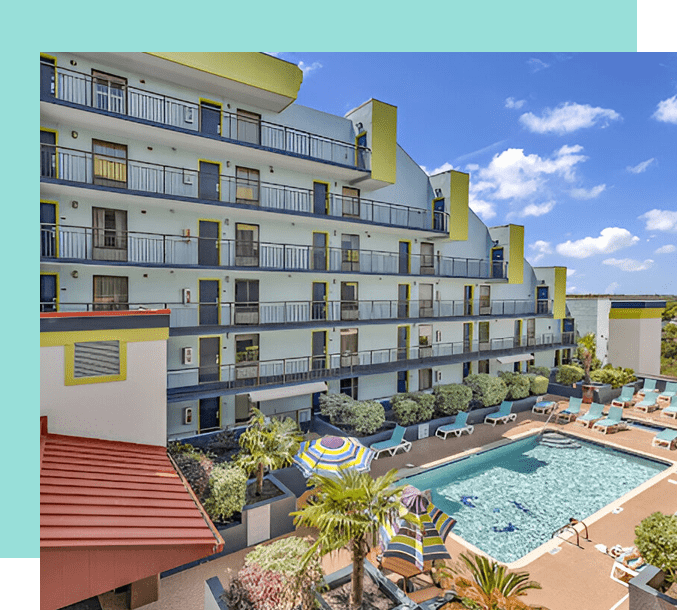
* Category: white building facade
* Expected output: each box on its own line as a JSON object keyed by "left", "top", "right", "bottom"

{"left": 40, "top": 52, "right": 574, "bottom": 440}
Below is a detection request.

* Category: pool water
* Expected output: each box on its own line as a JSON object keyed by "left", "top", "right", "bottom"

{"left": 401, "top": 433, "right": 668, "bottom": 563}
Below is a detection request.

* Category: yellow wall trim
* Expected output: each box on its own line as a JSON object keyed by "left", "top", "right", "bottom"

{"left": 370, "top": 100, "right": 397, "bottom": 185}
{"left": 449, "top": 171, "right": 469, "bottom": 241}
{"left": 41, "top": 327, "right": 168, "bottom": 347}
{"left": 609, "top": 309, "right": 662, "bottom": 319}
{"left": 508, "top": 224, "right": 524, "bottom": 285}
{"left": 553, "top": 267, "right": 567, "bottom": 320}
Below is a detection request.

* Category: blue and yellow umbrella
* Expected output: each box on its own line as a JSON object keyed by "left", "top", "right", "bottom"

{"left": 381, "top": 485, "right": 456, "bottom": 570}
{"left": 292, "top": 435, "right": 375, "bottom": 478}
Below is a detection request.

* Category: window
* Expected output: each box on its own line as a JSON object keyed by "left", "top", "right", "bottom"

{"left": 237, "top": 109, "right": 261, "bottom": 144}
{"left": 399, "top": 241, "right": 410, "bottom": 274}
{"left": 419, "top": 284, "right": 433, "bottom": 317}
{"left": 478, "top": 360, "right": 489, "bottom": 374}
{"left": 479, "top": 285, "right": 491, "bottom": 315}
{"left": 93, "top": 275, "right": 128, "bottom": 311}
{"left": 236, "top": 166, "right": 260, "bottom": 205}
{"left": 342, "top": 186, "right": 360, "bottom": 218}
{"left": 65, "top": 339, "right": 126, "bottom": 386}
{"left": 537, "top": 286, "right": 549, "bottom": 314}
{"left": 341, "top": 234, "right": 359, "bottom": 271}
{"left": 341, "top": 282, "right": 358, "bottom": 320}
{"left": 235, "top": 280, "right": 259, "bottom": 325}
{"left": 92, "top": 139, "right": 127, "bottom": 187}
{"left": 433, "top": 197, "right": 446, "bottom": 231}
{"left": 420, "top": 242, "right": 434, "bottom": 275}
{"left": 492, "top": 247, "right": 504, "bottom": 279}
{"left": 92, "top": 70, "right": 127, "bottom": 114}
{"left": 235, "top": 223, "right": 259, "bottom": 267}
{"left": 92, "top": 207, "right": 127, "bottom": 261}
{"left": 340, "top": 377, "right": 359, "bottom": 399}
{"left": 478, "top": 321, "right": 490, "bottom": 350}
{"left": 312, "top": 232, "right": 328, "bottom": 271}
{"left": 419, "top": 368, "right": 433, "bottom": 391}
{"left": 235, "top": 334, "right": 259, "bottom": 364}
{"left": 340, "top": 328, "right": 359, "bottom": 367}
{"left": 418, "top": 325, "right": 432, "bottom": 356}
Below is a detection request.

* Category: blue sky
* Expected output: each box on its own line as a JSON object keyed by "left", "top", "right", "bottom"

{"left": 273, "top": 52, "right": 677, "bottom": 296}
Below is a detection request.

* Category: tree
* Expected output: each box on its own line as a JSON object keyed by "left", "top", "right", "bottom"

{"left": 447, "top": 553, "right": 546, "bottom": 610}
{"left": 236, "top": 408, "right": 303, "bottom": 496}
{"left": 576, "top": 333, "right": 597, "bottom": 385}
{"left": 291, "top": 469, "right": 405, "bottom": 610}
{"left": 635, "top": 512, "right": 677, "bottom": 585}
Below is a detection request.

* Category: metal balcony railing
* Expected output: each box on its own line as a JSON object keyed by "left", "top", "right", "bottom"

{"left": 41, "top": 298, "right": 553, "bottom": 326}
{"left": 166, "top": 332, "right": 576, "bottom": 390}
{"left": 41, "top": 224, "right": 507, "bottom": 280}
{"left": 39, "top": 144, "right": 448, "bottom": 232}
{"left": 42, "top": 62, "right": 370, "bottom": 170}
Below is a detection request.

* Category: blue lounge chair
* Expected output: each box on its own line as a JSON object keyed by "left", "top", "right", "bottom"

{"left": 575, "top": 402, "right": 605, "bottom": 428}
{"left": 662, "top": 396, "right": 677, "bottom": 419}
{"left": 371, "top": 424, "right": 412, "bottom": 458}
{"left": 484, "top": 401, "right": 516, "bottom": 426}
{"left": 592, "top": 406, "right": 628, "bottom": 434}
{"left": 636, "top": 393, "right": 658, "bottom": 413}
{"left": 436, "top": 411, "right": 474, "bottom": 439}
{"left": 659, "top": 382, "right": 677, "bottom": 403}
{"left": 637, "top": 379, "right": 657, "bottom": 399}
{"left": 652, "top": 428, "right": 677, "bottom": 450}
{"left": 555, "top": 397, "right": 582, "bottom": 423}
{"left": 611, "top": 386, "right": 635, "bottom": 408}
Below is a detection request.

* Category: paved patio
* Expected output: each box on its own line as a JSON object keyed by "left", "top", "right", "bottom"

{"left": 98, "top": 397, "right": 677, "bottom": 610}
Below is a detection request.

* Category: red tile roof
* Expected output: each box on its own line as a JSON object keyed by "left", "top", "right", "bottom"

{"left": 40, "top": 423, "right": 223, "bottom": 610}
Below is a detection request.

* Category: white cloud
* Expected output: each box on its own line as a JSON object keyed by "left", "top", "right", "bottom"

{"left": 556, "top": 227, "right": 640, "bottom": 258}
{"left": 519, "top": 102, "right": 621, "bottom": 135}
{"left": 298, "top": 61, "right": 322, "bottom": 76}
{"left": 468, "top": 198, "right": 496, "bottom": 220}
{"left": 626, "top": 158, "right": 655, "bottom": 174}
{"left": 652, "top": 95, "right": 677, "bottom": 124}
{"left": 638, "top": 209, "right": 677, "bottom": 232}
{"left": 422, "top": 162, "right": 455, "bottom": 176}
{"left": 605, "top": 282, "right": 620, "bottom": 294}
{"left": 655, "top": 244, "right": 676, "bottom": 254}
{"left": 521, "top": 201, "right": 556, "bottom": 217}
{"left": 566, "top": 269, "right": 576, "bottom": 276}
{"left": 568, "top": 286, "right": 579, "bottom": 293}
{"left": 570, "top": 184, "right": 606, "bottom": 200}
{"left": 505, "top": 97, "right": 526, "bottom": 109}
{"left": 527, "top": 58, "right": 550, "bottom": 73}
{"left": 603, "top": 258, "right": 654, "bottom": 272}
{"left": 527, "top": 240, "right": 552, "bottom": 263}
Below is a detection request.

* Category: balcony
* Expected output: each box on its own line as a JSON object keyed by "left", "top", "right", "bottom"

{"left": 40, "top": 145, "right": 448, "bottom": 233}
{"left": 43, "top": 298, "right": 552, "bottom": 328}
{"left": 41, "top": 224, "right": 506, "bottom": 280}
{"left": 41, "top": 62, "right": 370, "bottom": 171}
{"left": 166, "top": 332, "right": 576, "bottom": 394}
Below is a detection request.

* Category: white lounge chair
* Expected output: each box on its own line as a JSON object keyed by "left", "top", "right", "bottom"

{"left": 484, "top": 401, "right": 516, "bottom": 426}
{"left": 436, "top": 411, "right": 474, "bottom": 439}
{"left": 371, "top": 425, "right": 412, "bottom": 458}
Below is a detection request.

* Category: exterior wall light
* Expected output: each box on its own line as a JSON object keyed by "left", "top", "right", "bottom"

{"left": 71, "top": 270, "right": 78, "bottom": 278}
{"left": 71, "top": 131, "right": 78, "bottom": 139}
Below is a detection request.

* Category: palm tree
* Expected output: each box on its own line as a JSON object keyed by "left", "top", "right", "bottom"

{"left": 236, "top": 408, "right": 303, "bottom": 496}
{"left": 448, "top": 553, "right": 546, "bottom": 610}
{"left": 291, "top": 469, "right": 405, "bottom": 610}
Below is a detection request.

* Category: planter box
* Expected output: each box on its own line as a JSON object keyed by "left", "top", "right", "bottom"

{"left": 204, "top": 576, "right": 229, "bottom": 610}
{"left": 315, "top": 560, "right": 420, "bottom": 610}
{"left": 629, "top": 565, "right": 677, "bottom": 609}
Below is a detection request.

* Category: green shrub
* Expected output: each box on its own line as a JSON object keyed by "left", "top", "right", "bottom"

{"left": 391, "top": 392, "right": 435, "bottom": 425}
{"left": 635, "top": 512, "right": 677, "bottom": 584}
{"left": 528, "top": 374, "right": 549, "bottom": 395}
{"left": 433, "top": 384, "right": 473, "bottom": 416}
{"left": 203, "top": 463, "right": 248, "bottom": 522}
{"left": 348, "top": 400, "right": 386, "bottom": 435}
{"left": 319, "top": 393, "right": 356, "bottom": 426}
{"left": 463, "top": 374, "right": 508, "bottom": 407}
{"left": 498, "top": 371, "right": 530, "bottom": 400}
{"left": 556, "top": 364, "right": 585, "bottom": 386}
{"left": 527, "top": 365, "right": 551, "bottom": 378}
{"left": 590, "top": 366, "right": 637, "bottom": 389}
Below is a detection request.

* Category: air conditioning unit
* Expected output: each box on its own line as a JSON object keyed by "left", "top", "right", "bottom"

{"left": 182, "top": 288, "right": 191, "bottom": 304}
{"left": 183, "top": 407, "right": 193, "bottom": 425}
{"left": 182, "top": 347, "right": 193, "bottom": 365}
{"left": 435, "top": 371, "right": 442, "bottom": 382}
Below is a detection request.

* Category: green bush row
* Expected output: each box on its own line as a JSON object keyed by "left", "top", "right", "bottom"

{"left": 319, "top": 393, "right": 385, "bottom": 435}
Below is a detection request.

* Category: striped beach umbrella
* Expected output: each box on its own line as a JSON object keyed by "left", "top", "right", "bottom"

{"left": 381, "top": 485, "right": 456, "bottom": 570}
{"left": 292, "top": 435, "right": 375, "bottom": 478}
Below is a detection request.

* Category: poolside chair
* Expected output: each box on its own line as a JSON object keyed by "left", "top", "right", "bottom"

{"left": 554, "top": 397, "right": 583, "bottom": 424}
{"left": 611, "top": 386, "right": 635, "bottom": 408}
{"left": 636, "top": 379, "right": 658, "bottom": 400}
{"left": 635, "top": 393, "right": 658, "bottom": 413}
{"left": 436, "top": 411, "right": 474, "bottom": 439}
{"left": 592, "top": 406, "right": 628, "bottom": 435}
{"left": 484, "top": 401, "right": 516, "bottom": 427}
{"left": 661, "top": 396, "right": 677, "bottom": 419}
{"left": 658, "top": 382, "right": 677, "bottom": 406}
{"left": 652, "top": 428, "right": 677, "bottom": 450}
{"left": 371, "top": 424, "right": 412, "bottom": 458}
{"left": 575, "top": 402, "right": 605, "bottom": 428}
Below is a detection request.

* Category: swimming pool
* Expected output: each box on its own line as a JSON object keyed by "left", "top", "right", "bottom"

{"left": 401, "top": 432, "right": 669, "bottom": 564}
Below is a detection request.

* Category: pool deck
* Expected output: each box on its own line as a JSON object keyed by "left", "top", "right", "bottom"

{"left": 99, "top": 397, "right": 677, "bottom": 610}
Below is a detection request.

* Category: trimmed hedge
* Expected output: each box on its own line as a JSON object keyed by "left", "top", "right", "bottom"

{"left": 527, "top": 366, "right": 551, "bottom": 378}
{"left": 463, "top": 373, "right": 509, "bottom": 407}
{"left": 319, "top": 394, "right": 385, "bottom": 436}
{"left": 391, "top": 392, "right": 435, "bottom": 425}
{"left": 498, "top": 371, "right": 530, "bottom": 400}
{"left": 433, "top": 384, "right": 473, "bottom": 415}
{"left": 203, "top": 463, "right": 248, "bottom": 522}
{"left": 556, "top": 364, "right": 585, "bottom": 386}
{"left": 526, "top": 374, "right": 549, "bottom": 395}
{"left": 590, "top": 366, "right": 637, "bottom": 389}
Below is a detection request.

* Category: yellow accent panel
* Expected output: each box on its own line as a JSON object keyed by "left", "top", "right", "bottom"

{"left": 449, "top": 171, "right": 469, "bottom": 241}
{"left": 370, "top": 100, "right": 397, "bottom": 185}
{"left": 553, "top": 267, "right": 567, "bottom": 320}
{"left": 64, "top": 341, "right": 127, "bottom": 386}
{"left": 41, "top": 327, "right": 168, "bottom": 347}
{"left": 609, "top": 308, "right": 662, "bottom": 319}
{"left": 147, "top": 53, "right": 302, "bottom": 101}
{"left": 508, "top": 224, "right": 524, "bottom": 285}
